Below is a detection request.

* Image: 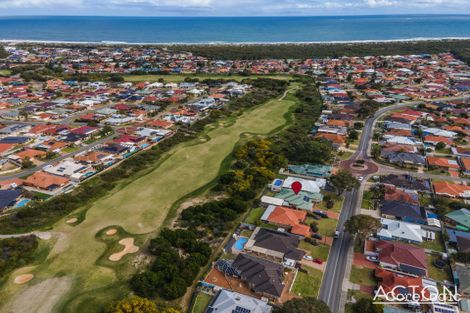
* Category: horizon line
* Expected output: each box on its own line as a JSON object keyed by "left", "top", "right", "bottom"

{"left": 1, "top": 13, "right": 470, "bottom": 18}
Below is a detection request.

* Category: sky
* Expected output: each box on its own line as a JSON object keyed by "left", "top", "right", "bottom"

{"left": 0, "top": 0, "right": 469, "bottom": 16}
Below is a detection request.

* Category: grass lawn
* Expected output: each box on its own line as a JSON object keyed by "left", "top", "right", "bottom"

{"left": 190, "top": 292, "right": 213, "bottom": 313}
{"left": 62, "top": 146, "right": 80, "bottom": 153}
{"left": 292, "top": 267, "right": 323, "bottom": 298}
{"left": 0, "top": 70, "right": 11, "bottom": 76}
{"left": 361, "top": 190, "right": 374, "bottom": 210}
{"left": 299, "top": 240, "right": 330, "bottom": 261}
{"left": 244, "top": 207, "right": 265, "bottom": 225}
{"left": 124, "top": 73, "right": 292, "bottom": 83}
{"left": 317, "top": 218, "right": 338, "bottom": 237}
{"left": 350, "top": 266, "right": 376, "bottom": 287}
{"left": 427, "top": 254, "right": 453, "bottom": 282}
{"left": 419, "top": 194, "right": 434, "bottom": 207}
{"left": 0, "top": 87, "right": 299, "bottom": 313}
{"left": 337, "top": 151, "right": 353, "bottom": 161}
{"left": 426, "top": 169, "right": 450, "bottom": 176}
{"left": 421, "top": 232, "right": 445, "bottom": 253}
{"left": 317, "top": 192, "right": 344, "bottom": 214}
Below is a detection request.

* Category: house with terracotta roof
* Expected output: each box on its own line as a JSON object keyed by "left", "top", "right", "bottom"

{"left": 24, "top": 171, "right": 70, "bottom": 192}
{"left": 370, "top": 240, "right": 428, "bottom": 276}
{"left": 427, "top": 156, "right": 460, "bottom": 170}
{"left": 433, "top": 181, "right": 470, "bottom": 199}
{"left": 12, "top": 148, "right": 46, "bottom": 161}
{"left": 74, "top": 150, "right": 115, "bottom": 166}
{"left": 423, "top": 135, "right": 454, "bottom": 147}
{"left": 314, "top": 133, "right": 346, "bottom": 145}
{"left": 384, "top": 185, "right": 419, "bottom": 205}
{"left": 375, "top": 268, "right": 430, "bottom": 299}
{"left": 261, "top": 206, "right": 311, "bottom": 237}
{"left": 460, "top": 158, "right": 470, "bottom": 175}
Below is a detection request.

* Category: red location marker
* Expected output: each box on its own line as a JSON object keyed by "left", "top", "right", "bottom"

{"left": 291, "top": 181, "right": 302, "bottom": 194}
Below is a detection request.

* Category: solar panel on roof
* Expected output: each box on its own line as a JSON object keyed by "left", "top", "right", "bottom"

{"left": 233, "top": 306, "right": 251, "bottom": 313}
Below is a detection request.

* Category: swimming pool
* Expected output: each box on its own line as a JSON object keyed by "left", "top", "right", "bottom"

{"left": 234, "top": 237, "right": 248, "bottom": 250}
{"left": 14, "top": 198, "right": 31, "bottom": 208}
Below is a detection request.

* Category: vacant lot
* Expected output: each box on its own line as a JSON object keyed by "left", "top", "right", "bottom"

{"left": 124, "top": 73, "right": 292, "bottom": 83}
{"left": 292, "top": 267, "right": 323, "bottom": 298}
{"left": 0, "top": 89, "right": 298, "bottom": 313}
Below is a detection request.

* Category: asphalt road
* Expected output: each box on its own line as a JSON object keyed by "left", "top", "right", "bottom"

{"left": 318, "top": 96, "right": 468, "bottom": 313}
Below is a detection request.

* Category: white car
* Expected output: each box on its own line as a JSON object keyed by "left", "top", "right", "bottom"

{"left": 303, "top": 255, "right": 313, "bottom": 261}
{"left": 366, "top": 256, "right": 379, "bottom": 262}
{"left": 358, "top": 176, "right": 364, "bottom": 182}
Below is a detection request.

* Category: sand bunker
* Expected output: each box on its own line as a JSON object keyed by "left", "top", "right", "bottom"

{"left": 14, "top": 274, "right": 34, "bottom": 285}
{"left": 108, "top": 238, "right": 139, "bottom": 261}
{"left": 65, "top": 218, "right": 78, "bottom": 224}
{"left": 105, "top": 229, "right": 117, "bottom": 236}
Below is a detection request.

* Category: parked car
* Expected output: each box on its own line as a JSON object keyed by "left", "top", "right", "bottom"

{"left": 313, "top": 233, "right": 323, "bottom": 240}
{"left": 366, "top": 256, "right": 379, "bottom": 263}
{"left": 334, "top": 230, "right": 340, "bottom": 239}
{"left": 303, "top": 255, "right": 313, "bottom": 261}
{"left": 358, "top": 176, "right": 364, "bottom": 182}
{"left": 313, "top": 258, "right": 323, "bottom": 264}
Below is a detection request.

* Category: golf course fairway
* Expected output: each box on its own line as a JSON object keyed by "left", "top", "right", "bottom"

{"left": 0, "top": 89, "right": 298, "bottom": 313}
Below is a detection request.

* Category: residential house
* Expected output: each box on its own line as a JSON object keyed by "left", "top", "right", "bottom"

{"left": 43, "top": 158, "right": 96, "bottom": 182}
{"left": 433, "top": 181, "right": 470, "bottom": 199}
{"left": 244, "top": 227, "right": 305, "bottom": 267}
{"left": 461, "top": 158, "right": 470, "bottom": 175}
{"left": 375, "top": 268, "right": 430, "bottom": 299}
{"left": 377, "top": 218, "right": 434, "bottom": 244}
{"left": 0, "top": 189, "right": 22, "bottom": 211}
{"left": 24, "top": 171, "right": 70, "bottom": 192}
{"left": 287, "top": 163, "right": 333, "bottom": 178}
{"left": 74, "top": 150, "right": 114, "bottom": 166}
{"left": 231, "top": 253, "right": 285, "bottom": 300}
{"left": 445, "top": 209, "right": 470, "bottom": 231}
{"left": 261, "top": 206, "right": 311, "bottom": 237}
{"left": 427, "top": 157, "right": 460, "bottom": 170}
{"left": 205, "top": 290, "right": 272, "bottom": 313}
{"left": 384, "top": 185, "right": 420, "bottom": 205}
{"left": 380, "top": 200, "right": 428, "bottom": 225}
{"left": 380, "top": 174, "right": 431, "bottom": 193}
{"left": 382, "top": 151, "right": 425, "bottom": 166}
{"left": 274, "top": 189, "right": 320, "bottom": 211}
{"left": 367, "top": 240, "right": 428, "bottom": 277}
{"left": 282, "top": 177, "right": 326, "bottom": 194}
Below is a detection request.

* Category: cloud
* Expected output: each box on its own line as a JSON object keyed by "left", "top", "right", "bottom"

{"left": 0, "top": 0, "right": 468, "bottom": 15}
{"left": 0, "top": 0, "right": 82, "bottom": 8}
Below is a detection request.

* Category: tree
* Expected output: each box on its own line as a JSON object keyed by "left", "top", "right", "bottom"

{"left": 329, "top": 170, "right": 359, "bottom": 195}
{"left": 350, "top": 298, "right": 384, "bottom": 313}
{"left": 345, "top": 215, "right": 381, "bottom": 246}
{"left": 275, "top": 297, "right": 331, "bottom": 313}
{"left": 310, "top": 221, "right": 319, "bottom": 233}
{"left": 101, "top": 125, "right": 114, "bottom": 136}
{"left": 21, "top": 156, "right": 35, "bottom": 169}
{"left": 371, "top": 144, "right": 381, "bottom": 159}
{"left": 435, "top": 142, "right": 446, "bottom": 150}
{"left": 105, "top": 296, "right": 158, "bottom": 313}
{"left": 348, "top": 129, "right": 359, "bottom": 142}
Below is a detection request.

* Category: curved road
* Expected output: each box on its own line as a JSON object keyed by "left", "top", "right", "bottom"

{"left": 318, "top": 95, "right": 468, "bottom": 313}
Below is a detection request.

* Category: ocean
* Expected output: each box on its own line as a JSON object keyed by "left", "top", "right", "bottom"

{"left": 0, "top": 15, "right": 469, "bottom": 44}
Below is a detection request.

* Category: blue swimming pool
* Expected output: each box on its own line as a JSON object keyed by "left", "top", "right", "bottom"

{"left": 14, "top": 199, "right": 31, "bottom": 208}
{"left": 234, "top": 237, "right": 248, "bottom": 250}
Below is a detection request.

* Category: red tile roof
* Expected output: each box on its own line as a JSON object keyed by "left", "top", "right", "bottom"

{"left": 376, "top": 241, "right": 427, "bottom": 273}
{"left": 267, "top": 206, "right": 310, "bottom": 237}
